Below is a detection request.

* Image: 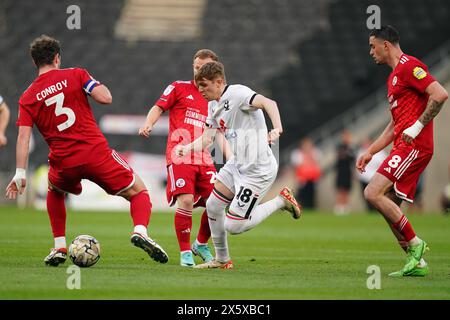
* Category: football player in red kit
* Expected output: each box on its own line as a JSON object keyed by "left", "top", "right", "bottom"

{"left": 5, "top": 35, "right": 168, "bottom": 266}
{"left": 357, "top": 26, "right": 448, "bottom": 277}
{"left": 139, "top": 49, "right": 227, "bottom": 267}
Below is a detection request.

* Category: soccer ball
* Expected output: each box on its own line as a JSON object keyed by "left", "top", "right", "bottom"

{"left": 69, "top": 235, "right": 101, "bottom": 267}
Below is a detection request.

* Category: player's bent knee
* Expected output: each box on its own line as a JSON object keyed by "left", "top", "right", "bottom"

{"left": 363, "top": 186, "right": 372, "bottom": 202}
{"left": 206, "top": 195, "right": 226, "bottom": 217}
{"left": 119, "top": 174, "right": 146, "bottom": 200}
{"left": 48, "top": 181, "right": 66, "bottom": 195}
{"left": 364, "top": 185, "right": 378, "bottom": 204}
{"left": 225, "top": 219, "right": 246, "bottom": 235}
{"left": 176, "top": 194, "right": 194, "bottom": 210}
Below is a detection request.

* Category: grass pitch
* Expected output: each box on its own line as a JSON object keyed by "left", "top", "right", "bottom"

{"left": 0, "top": 206, "right": 449, "bottom": 300}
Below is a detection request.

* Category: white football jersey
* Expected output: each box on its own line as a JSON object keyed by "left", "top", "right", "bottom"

{"left": 206, "top": 84, "right": 277, "bottom": 176}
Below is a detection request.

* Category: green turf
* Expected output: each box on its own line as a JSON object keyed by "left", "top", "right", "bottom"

{"left": 0, "top": 206, "right": 449, "bottom": 299}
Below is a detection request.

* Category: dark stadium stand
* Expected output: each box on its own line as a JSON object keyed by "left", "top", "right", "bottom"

{"left": 0, "top": 0, "right": 449, "bottom": 172}
{"left": 269, "top": 0, "right": 450, "bottom": 148}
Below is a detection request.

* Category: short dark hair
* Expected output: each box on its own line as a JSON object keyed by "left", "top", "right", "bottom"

{"left": 194, "top": 61, "right": 226, "bottom": 83}
{"left": 29, "top": 35, "right": 61, "bottom": 67}
{"left": 369, "top": 25, "right": 400, "bottom": 44}
{"left": 193, "top": 49, "right": 219, "bottom": 62}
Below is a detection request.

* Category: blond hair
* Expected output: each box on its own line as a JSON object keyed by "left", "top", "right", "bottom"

{"left": 194, "top": 61, "right": 226, "bottom": 83}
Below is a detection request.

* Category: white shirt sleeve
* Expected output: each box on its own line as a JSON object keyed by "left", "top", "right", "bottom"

{"left": 205, "top": 101, "right": 219, "bottom": 128}
{"left": 235, "top": 85, "right": 257, "bottom": 111}
{"left": 0, "top": 95, "right": 3, "bottom": 105}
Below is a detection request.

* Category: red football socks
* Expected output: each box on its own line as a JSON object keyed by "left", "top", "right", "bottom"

{"left": 196, "top": 209, "right": 211, "bottom": 244}
{"left": 175, "top": 208, "right": 192, "bottom": 252}
{"left": 130, "top": 190, "right": 151, "bottom": 227}
{"left": 46, "top": 189, "right": 66, "bottom": 238}
{"left": 392, "top": 215, "right": 416, "bottom": 242}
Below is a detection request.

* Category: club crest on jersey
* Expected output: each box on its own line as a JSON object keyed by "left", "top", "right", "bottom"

{"left": 392, "top": 76, "right": 397, "bottom": 86}
{"left": 163, "top": 84, "right": 175, "bottom": 96}
{"left": 224, "top": 100, "right": 230, "bottom": 111}
{"left": 176, "top": 178, "right": 186, "bottom": 188}
{"left": 413, "top": 67, "right": 427, "bottom": 80}
{"left": 219, "top": 119, "right": 227, "bottom": 132}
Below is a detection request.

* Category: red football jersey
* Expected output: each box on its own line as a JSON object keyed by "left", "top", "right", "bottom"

{"left": 387, "top": 54, "right": 436, "bottom": 153}
{"left": 155, "top": 80, "right": 213, "bottom": 166}
{"left": 17, "top": 68, "right": 110, "bottom": 168}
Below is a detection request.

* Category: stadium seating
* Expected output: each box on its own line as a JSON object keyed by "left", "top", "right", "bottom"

{"left": 269, "top": 0, "right": 450, "bottom": 148}
{"left": 0, "top": 0, "right": 449, "bottom": 172}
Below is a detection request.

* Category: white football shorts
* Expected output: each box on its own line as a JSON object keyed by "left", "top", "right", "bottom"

{"left": 216, "top": 159, "right": 278, "bottom": 219}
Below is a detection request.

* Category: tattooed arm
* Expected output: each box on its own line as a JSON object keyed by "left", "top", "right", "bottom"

{"left": 419, "top": 82, "right": 448, "bottom": 125}
{"left": 402, "top": 81, "right": 448, "bottom": 144}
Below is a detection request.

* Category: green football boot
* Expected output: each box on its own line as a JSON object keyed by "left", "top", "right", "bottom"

{"left": 388, "top": 270, "right": 403, "bottom": 277}
{"left": 401, "top": 239, "right": 429, "bottom": 273}
{"left": 180, "top": 251, "right": 196, "bottom": 267}
{"left": 389, "top": 239, "right": 430, "bottom": 277}
{"left": 191, "top": 241, "right": 214, "bottom": 263}
{"left": 389, "top": 259, "right": 429, "bottom": 277}
{"left": 404, "top": 264, "right": 429, "bottom": 277}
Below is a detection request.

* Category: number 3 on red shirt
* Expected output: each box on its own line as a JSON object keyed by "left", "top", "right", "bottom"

{"left": 45, "top": 92, "right": 76, "bottom": 131}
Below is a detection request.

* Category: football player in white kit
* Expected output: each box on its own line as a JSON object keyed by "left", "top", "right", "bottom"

{"left": 175, "top": 61, "right": 301, "bottom": 268}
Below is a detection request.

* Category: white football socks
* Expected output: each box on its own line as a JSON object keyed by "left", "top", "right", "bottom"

{"left": 54, "top": 236, "right": 66, "bottom": 249}
{"left": 134, "top": 225, "right": 147, "bottom": 236}
{"left": 206, "top": 195, "right": 230, "bottom": 262}
{"left": 245, "top": 196, "right": 285, "bottom": 228}
{"left": 408, "top": 236, "right": 421, "bottom": 246}
{"left": 225, "top": 196, "right": 285, "bottom": 234}
{"left": 418, "top": 258, "right": 427, "bottom": 268}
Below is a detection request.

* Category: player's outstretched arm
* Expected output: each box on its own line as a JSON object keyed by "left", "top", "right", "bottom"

{"left": 356, "top": 119, "right": 394, "bottom": 173}
{"left": 0, "top": 101, "right": 10, "bottom": 147}
{"left": 175, "top": 126, "right": 216, "bottom": 157}
{"left": 139, "top": 105, "right": 164, "bottom": 138}
{"left": 90, "top": 84, "right": 112, "bottom": 104}
{"left": 403, "top": 81, "right": 448, "bottom": 144}
{"left": 5, "top": 126, "right": 32, "bottom": 199}
{"left": 215, "top": 130, "right": 232, "bottom": 161}
{"left": 250, "top": 94, "right": 283, "bottom": 144}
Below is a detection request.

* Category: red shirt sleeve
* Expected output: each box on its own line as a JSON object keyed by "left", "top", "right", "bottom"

{"left": 16, "top": 101, "right": 34, "bottom": 127}
{"left": 402, "top": 61, "right": 436, "bottom": 93}
{"left": 155, "top": 82, "right": 178, "bottom": 111}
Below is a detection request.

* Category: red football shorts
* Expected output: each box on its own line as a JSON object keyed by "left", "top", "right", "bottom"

{"left": 166, "top": 163, "right": 216, "bottom": 207}
{"left": 377, "top": 146, "right": 432, "bottom": 203}
{"left": 48, "top": 149, "right": 135, "bottom": 195}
